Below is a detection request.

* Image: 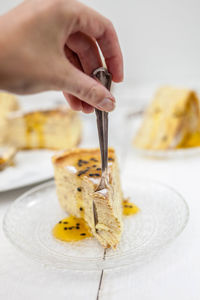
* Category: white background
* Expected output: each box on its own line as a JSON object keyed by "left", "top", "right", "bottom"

{"left": 1, "top": 1, "right": 200, "bottom": 300}
{"left": 1, "top": 0, "right": 200, "bottom": 85}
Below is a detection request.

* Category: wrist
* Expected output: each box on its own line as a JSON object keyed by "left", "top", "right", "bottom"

{"left": 0, "top": 23, "right": 8, "bottom": 91}
{"left": 0, "top": 15, "right": 7, "bottom": 57}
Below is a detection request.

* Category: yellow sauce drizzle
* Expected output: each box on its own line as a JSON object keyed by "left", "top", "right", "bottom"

{"left": 0, "top": 158, "right": 6, "bottom": 171}
{"left": 0, "top": 158, "right": 6, "bottom": 165}
{"left": 122, "top": 199, "right": 139, "bottom": 216}
{"left": 52, "top": 216, "right": 92, "bottom": 242}
{"left": 25, "top": 113, "right": 46, "bottom": 148}
{"left": 178, "top": 131, "right": 200, "bottom": 148}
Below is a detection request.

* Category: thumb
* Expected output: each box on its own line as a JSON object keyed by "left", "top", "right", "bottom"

{"left": 63, "top": 63, "right": 115, "bottom": 112}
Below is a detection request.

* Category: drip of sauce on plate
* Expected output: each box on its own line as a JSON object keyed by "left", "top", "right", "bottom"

{"left": 53, "top": 200, "right": 139, "bottom": 242}
{"left": 52, "top": 216, "right": 92, "bottom": 242}
{"left": 122, "top": 199, "right": 139, "bottom": 216}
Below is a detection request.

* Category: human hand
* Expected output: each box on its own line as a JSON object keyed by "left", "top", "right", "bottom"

{"left": 0, "top": 0, "right": 123, "bottom": 113}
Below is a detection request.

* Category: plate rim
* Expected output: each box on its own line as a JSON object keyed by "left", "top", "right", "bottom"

{"left": 132, "top": 145, "right": 200, "bottom": 159}
{"left": 0, "top": 175, "right": 53, "bottom": 193}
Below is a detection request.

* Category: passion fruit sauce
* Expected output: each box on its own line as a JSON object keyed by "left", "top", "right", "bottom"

{"left": 52, "top": 216, "right": 92, "bottom": 242}
{"left": 122, "top": 199, "right": 140, "bottom": 216}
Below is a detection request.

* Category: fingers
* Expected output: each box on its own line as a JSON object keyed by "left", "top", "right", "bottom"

{"left": 67, "top": 32, "right": 103, "bottom": 113}
{"left": 63, "top": 92, "right": 83, "bottom": 111}
{"left": 82, "top": 101, "right": 95, "bottom": 114}
{"left": 63, "top": 46, "right": 83, "bottom": 111}
{"left": 66, "top": 33, "right": 113, "bottom": 112}
{"left": 63, "top": 91, "right": 94, "bottom": 113}
{"left": 63, "top": 93, "right": 94, "bottom": 114}
{"left": 62, "top": 3, "right": 122, "bottom": 111}
{"left": 67, "top": 32, "right": 102, "bottom": 75}
{"left": 71, "top": 3, "right": 123, "bottom": 82}
{"left": 61, "top": 61, "right": 115, "bottom": 112}
{"left": 64, "top": 45, "right": 94, "bottom": 113}
{"left": 97, "top": 23, "right": 124, "bottom": 83}
{"left": 64, "top": 92, "right": 94, "bottom": 113}
{"left": 64, "top": 45, "right": 82, "bottom": 71}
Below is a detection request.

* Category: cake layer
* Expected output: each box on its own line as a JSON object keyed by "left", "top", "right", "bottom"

{"left": 7, "top": 107, "right": 81, "bottom": 150}
{"left": 52, "top": 148, "right": 123, "bottom": 249}
{"left": 134, "top": 86, "right": 200, "bottom": 150}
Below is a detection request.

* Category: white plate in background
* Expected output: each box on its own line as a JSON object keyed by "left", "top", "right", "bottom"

{"left": 0, "top": 93, "right": 65, "bottom": 192}
{"left": 0, "top": 150, "right": 55, "bottom": 192}
{"left": 129, "top": 113, "right": 200, "bottom": 159}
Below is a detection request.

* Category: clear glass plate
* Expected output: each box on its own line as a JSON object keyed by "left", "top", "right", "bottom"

{"left": 3, "top": 178, "right": 189, "bottom": 271}
{"left": 129, "top": 114, "right": 200, "bottom": 159}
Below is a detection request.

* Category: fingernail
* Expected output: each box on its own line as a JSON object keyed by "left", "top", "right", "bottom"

{"left": 98, "top": 98, "right": 115, "bottom": 112}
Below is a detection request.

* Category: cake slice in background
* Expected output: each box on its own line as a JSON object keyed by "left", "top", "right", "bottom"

{"left": 134, "top": 86, "right": 200, "bottom": 150}
{"left": 52, "top": 148, "right": 123, "bottom": 249}
{"left": 6, "top": 107, "right": 81, "bottom": 150}
{"left": 0, "top": 92, "right": 20, "bottom": 145}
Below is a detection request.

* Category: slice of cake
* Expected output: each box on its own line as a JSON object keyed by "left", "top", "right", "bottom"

{"left": 134, "top": 86, "right": 200, "bottom": 150}
{"left": 0, "top": 92, "right": 19, "bottom": 144}
{"left": 0, "top": 146, "right": 16, "bottom": 171}
{"left": 52, "top": 148, "right": 123, "bottom": 249}
{"left": 6, "top": 107, "right": 81, "bottom": 150}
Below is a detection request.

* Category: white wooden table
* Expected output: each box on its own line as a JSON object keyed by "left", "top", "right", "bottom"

{"left": 0, "top": 151, "right": 200, "bottom": 300}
